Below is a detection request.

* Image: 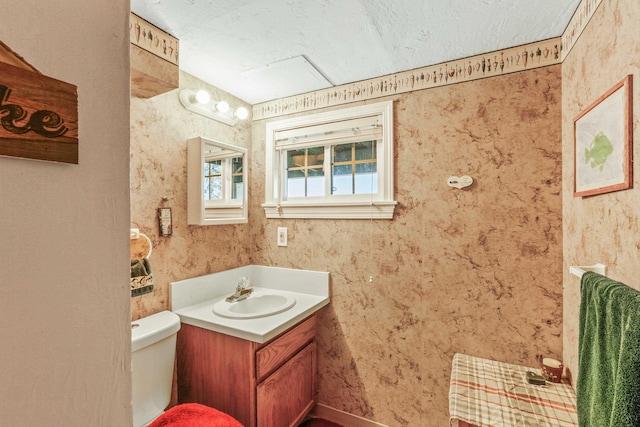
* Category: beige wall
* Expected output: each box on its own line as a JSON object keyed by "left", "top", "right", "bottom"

{"left": 129, "top": 1, "right": 640, "bottom": 425}
{"left": 562, "top": 0, "right": 640, "bottom": 384}
{"left": 132, "top": 66, "right": 563, "bottom": 425}
{"left": 0, "top": 1, "right": 132, "bottom": 426}
{"left": 251, "top": 66, "right": 563, "bottom": 425}
{"left": 5, "top": 1, "right": 635, "bottom": 426}
{"left": 130, "top": 71, "right": 253, "bottom": 320}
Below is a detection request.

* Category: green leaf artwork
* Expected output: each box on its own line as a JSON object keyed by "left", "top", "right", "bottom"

{"left": 574, "top": 75, "right": 631, "bottom": 197}
{"left": 584, "top": 131, "right": 613, "bottom": 172}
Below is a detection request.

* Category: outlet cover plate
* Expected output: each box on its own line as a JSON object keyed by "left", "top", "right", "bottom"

{"left": 277, "top": 227, "right": 288, "bottom": 247}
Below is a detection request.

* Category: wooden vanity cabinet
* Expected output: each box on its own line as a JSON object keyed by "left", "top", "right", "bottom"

{"left": 177, "top": 315, "right": 317, "bottom": 427}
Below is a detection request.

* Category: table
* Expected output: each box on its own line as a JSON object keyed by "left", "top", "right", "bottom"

{"left": 449, "top": 353, "right": 578, "bottom": 427}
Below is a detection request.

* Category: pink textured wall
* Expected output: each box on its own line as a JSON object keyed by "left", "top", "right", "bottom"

{"left": 562, "top": 0, "right": 640, "bottom": 385}
{"left": 130, "top": 72, "right": 253, "bottom": 320}
{"left": 129, "top": 1, "right": 640, "bottom": 424}
{"left": 131, "top": 65, "right": 562, "bottom": 425}
{"left": 250, "top": 66, "right": 563, "bottom": 425}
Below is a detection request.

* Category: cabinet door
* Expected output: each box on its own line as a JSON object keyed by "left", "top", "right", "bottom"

{"left": 177, "top": 324, "right": 256, "bottom": 427}
{"left": 256, "top": 315, "right": 317, "bottom": 381}
{"left": 257, "top": 342, "right": 316, "bottom": 427}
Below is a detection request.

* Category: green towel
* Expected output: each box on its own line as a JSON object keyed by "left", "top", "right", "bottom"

{"left": 577, "top": 271, "right": 640, "bottom": 426}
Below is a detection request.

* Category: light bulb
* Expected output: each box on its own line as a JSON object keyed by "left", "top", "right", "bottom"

{"left": 234, "top": 106, "right": 249, "bottom": 120}
{"left": 215, "top": 101, "right": 230, "bottom": 113}
{"left": 194, "top": 90, "right": 210, "bottom": 105}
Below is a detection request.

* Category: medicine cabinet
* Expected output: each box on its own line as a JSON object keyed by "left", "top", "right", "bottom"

{"left": 187, "top": 137, "right": 248, "bottom": 225}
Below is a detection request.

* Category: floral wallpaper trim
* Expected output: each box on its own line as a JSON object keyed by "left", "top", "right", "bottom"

{"left": 252, "top": 37, "right": 562, "bottom": 120}
{"left": 562, "top": 0, "right": 603, "bottom": 61}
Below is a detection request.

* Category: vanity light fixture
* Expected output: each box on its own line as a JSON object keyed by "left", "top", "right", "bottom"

{"left": 234, "top": 106, "right": 249, "bottom": 120}
{"left": 179, "top": 89, "right": 249, "bottom": 126}
{"left": 215, "top": 100, "right": 230, "bottom": 113}
{"left": 194, "top": 89, "right": 210, "bottom": 105}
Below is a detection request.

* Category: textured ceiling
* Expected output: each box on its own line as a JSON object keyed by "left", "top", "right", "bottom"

{"left": 130, "top": 0, "right": 581, "bottom": 104}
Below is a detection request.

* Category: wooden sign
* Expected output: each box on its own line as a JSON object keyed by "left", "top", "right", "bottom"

{"left": 0, "top": 40, "right": 39, "bottom": 73}
{"left": 0, "top": 43, "right": 78, "bottom": 164}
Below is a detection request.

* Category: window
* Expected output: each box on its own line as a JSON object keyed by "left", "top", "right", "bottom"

{"left": 263, "top": 101, "right": 396, "bottom": 219}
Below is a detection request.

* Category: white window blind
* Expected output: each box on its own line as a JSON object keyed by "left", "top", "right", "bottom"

{"left": 274, "top": 116, "right": 383, "bottom": 149}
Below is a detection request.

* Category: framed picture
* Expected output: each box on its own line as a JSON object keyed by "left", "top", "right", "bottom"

{"left": 574, "top": 75, "right": 633, "bottom": 197}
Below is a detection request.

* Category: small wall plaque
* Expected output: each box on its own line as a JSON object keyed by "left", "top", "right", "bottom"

{"left": 158, "top": 207, "right": 173, "bottom": 236}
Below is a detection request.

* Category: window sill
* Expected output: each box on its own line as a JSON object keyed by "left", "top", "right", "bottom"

{"left": 262, "top": 201, "right": 397, "bottom": 219}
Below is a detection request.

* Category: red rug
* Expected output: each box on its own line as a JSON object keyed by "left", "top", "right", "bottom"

{"left": 299, "top": 418, "right": 343, "bottom": 427}
{"left": 147, "top": 403, "right": 243, "bottom": 427}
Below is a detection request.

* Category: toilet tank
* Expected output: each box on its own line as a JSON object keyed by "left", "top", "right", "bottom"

{"left": 131, "top": 311, "right": 181, "bottom": 427}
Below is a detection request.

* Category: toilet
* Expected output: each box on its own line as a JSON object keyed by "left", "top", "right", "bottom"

{"left": 131, "top": 311, "right": 181, "bottom": 427}
{"left": 132, "top": 311, "right": 243, "bottom": 427}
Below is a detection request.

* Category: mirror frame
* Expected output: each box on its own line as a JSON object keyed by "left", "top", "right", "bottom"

{"left": 187, "top": 136, "right": 248, "bottom": 225}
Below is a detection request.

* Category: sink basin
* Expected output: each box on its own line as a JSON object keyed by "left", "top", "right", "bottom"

{"left": 212, "top": 290, "right": 296, "bottom": 319}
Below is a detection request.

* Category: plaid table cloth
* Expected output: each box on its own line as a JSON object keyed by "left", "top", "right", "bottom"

{"left": 449, "top": 353, "right": 578, "bottom": 427}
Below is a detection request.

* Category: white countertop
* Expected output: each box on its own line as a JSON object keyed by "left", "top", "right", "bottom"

{"left": 171, "top": 265, "right": 330, "bottom": 343}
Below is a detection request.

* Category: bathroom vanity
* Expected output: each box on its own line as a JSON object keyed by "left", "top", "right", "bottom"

{"left": 170, "top": 266, "right": 330, "bottom": 427}
{"left": 178, "top": 314, "right": 317, "bottom": 427}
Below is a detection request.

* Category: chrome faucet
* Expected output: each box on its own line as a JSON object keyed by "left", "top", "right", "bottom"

{"left": 225, "top": 276, "right": 253, "bottom": 303}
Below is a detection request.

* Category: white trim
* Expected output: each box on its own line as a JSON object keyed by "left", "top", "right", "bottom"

{"left": 309, "top": 403, "right": 390, "bottom": 427}
{"left": 264, "top": 101, "right": 396, "bottom": 220}
{"left": 275, "top": 116, "right": 382, "bottom": 147}
{"left": 275, "top": 127, "right": 382, "bottom": 150}
{"left": 262, "top": 201, "right": 397, "bottom": 219}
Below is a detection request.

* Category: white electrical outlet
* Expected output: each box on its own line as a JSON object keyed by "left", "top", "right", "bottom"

{"left": 277, "top": 227, "right": 288, "bottom": 247}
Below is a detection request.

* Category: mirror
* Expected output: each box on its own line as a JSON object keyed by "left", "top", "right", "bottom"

{"left": 187, "top": 137, "right": 248, "bottom": 225}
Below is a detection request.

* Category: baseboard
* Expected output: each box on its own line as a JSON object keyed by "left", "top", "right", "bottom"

{"left": 310, "top": 403, "right": 389, "bottom": 427}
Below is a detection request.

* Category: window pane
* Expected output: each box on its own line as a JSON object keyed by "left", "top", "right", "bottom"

{"left": 287, "top": 149, "right": 306, "bottom": 168}
{"left": 333, "top": 144, "right": 352, "bottom": 162}
{"left": 286, "top": 147, "right": 326, "bottom": 197}
{"left": 307, "top": 173, "right": 325, "bottom": 197}
{"left": 204, "top": 160, "right": 222, "bottom": 201}
{"left": 355, "top": 162, "right": 377, "bottom": 194}
{"left": 232, "top": 176, "right": 243, "bottom": 200}
{"left": 355, "top": 162, "right": 377, "bottom": 174}
{"left": 287, "top": 169, "right": 306, "bottom": 198}
{"left": 332, "top": 164, "right": 352, "bottom": 195}
{"left": 206, "top": 160, "right": 222, "bottom": 174}
{"left": 354, "top": 141, "right": 376, "bottom": 160}
{"left": 333, "top": 164, "right": 352, "bottom": 175}
{"left": 232, "top": 157, "right": 243, "bottom": 174}
{"left": 204, "top": 176, "right": 222, "bottom": 200}
{"left": 231, "top": 157, "right": 243, "bottom": 200}
{"left": 307, "top": 147, "right": 324, "bottom": 166}
{"left": 331, "top": 141, "right": 377, "bottom": 195}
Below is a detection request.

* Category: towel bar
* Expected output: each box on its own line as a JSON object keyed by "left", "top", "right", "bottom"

{"left": 569, "top": 263, "right": 606, "bottom": 279}
{"left": 130, "top": 228, "right": 153, "bottom": 259}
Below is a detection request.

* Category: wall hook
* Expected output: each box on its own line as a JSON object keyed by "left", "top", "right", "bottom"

{"left": 447, "top": 175, "right": 473, "bottom": 189}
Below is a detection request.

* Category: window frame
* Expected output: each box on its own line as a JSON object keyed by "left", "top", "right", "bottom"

{"left": 263, "top": 101, "right": 396, "bottom": 219}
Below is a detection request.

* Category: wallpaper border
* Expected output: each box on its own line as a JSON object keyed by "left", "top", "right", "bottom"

{"left": 252, "top": 37, "right": 562, "bottom": 120}
{"left": 252, "top": 0, "right": 603, "bottom": 121}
